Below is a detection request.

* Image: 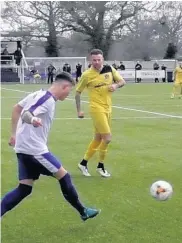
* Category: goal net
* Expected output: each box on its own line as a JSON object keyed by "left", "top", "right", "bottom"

{"left": 20, "top": 57, "right": 87, "bottom": 84}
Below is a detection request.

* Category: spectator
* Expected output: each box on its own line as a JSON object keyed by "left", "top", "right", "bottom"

{"left": 153, "top": 61, "right": 160, "bottom": 82}
{"left": 47, "top": 64, "right": 56, "bottom": 84}
{"left": 161, "top": 64, "right": 167, "bottom": 82}
{"left": 63, "top": 63, "right": 71, "bottom": 73}
{"left": 14, "top": 47, "right": 22, "bottom": 66}
{"left": 112, "top": 61, "right": 118, "bottom": 70}
{"left": 119, "top": 62, "right": 125, "bottom": 70}
{"left": 76, "top": 62, "right": 82, "bottom": 82}
{"left": 88, "top": 63, "right": 91, "bottom": 68}
{"left": 1, "top": 48, "right": 9, "bottom": 64}
{"left": 2, "top": 48, "right": 9, "bottom": 56}
{"left": 30, "top": 67, "right": 41, "bottom": 83}
{"left": 135, "top": 61, "right": 142, "bottom": 83}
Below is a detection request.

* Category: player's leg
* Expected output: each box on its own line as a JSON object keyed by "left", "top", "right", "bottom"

{"left": 78, "top": 113, "right": 111, "bottom": 177}
{"left": 35, "top": 152, "right": 100, "bottom": 221}
{"left": 78, "top": 133, "right": 102, "bottom": 176}
{"left": 76, "top": 72, "right": 78, "bottom": 82}
{"left": 179, "top": 83, "right": 182, "bottom": 98}
{"left": 97, "top": 133, "right": 111, "bottom": 177}
{"left": 96, "top": 113, "right": 112, "bottom": 177}
{"left": 1, "top": 154, "right": 36, "bottom": 217}
{"left": 171, "top": 82, "right": 180, "bottom": 98}
{"left": 78, "top": 112, "right": 103, "bottom": 176}
{"left": 47, "top": 74, "right": 50, "bottom": 84}
{"left": 51, "top": 74, "right": 54, "bottom": 84}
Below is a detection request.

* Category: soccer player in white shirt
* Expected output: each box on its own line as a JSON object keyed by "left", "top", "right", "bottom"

{"left": 1, "top": 72, "right": 100, "bottom": 221}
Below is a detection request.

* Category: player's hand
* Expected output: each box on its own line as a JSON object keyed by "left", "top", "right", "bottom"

{"left": 8, "top": 136, "right": 15, "bottom": 147}
{"left": 31, "top": 117, "right": 42, "bottom": 127}
{"left": 78, "top": 111, "right": 84, "bottom": 119}
{"left": 108, "top": 84, "right": 118, "bottom": 92}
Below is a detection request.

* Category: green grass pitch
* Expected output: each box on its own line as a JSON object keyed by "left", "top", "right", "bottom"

{"left": 1, "top": 83, "right": 182, "bottom": 243}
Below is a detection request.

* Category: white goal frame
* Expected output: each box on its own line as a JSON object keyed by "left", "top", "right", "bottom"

{"left": 20, "top": 56, "right": 87, "bottom": 84}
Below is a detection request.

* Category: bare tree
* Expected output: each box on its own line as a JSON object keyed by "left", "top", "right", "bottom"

{"left": 61, "top": 1, "right": 154, "bottom": 59}
{"left": 111, "top": 2, "right": 182, "bottom": 60}
{"left": 2, "top": 1, "right": 67, "bottom": 56}
{"left": 157, "top": 2, "right": 182, "bottom": 55}
{"left": 121, "top": 19, "right": 157, "bottom": 60}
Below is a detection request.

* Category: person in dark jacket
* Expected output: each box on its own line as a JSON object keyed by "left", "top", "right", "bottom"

{"left": 14, "top": 48, "right": 22, "bottom": 66}
{"left": 112, "top": 61, "right": 118, "bottom": 70}
{"left": 47, "top": 64, "right": 56, "bottom": 84}
{"left": 161, "top": 64, "right": 167, "bottom": 82}
{"left": 63, "top": 63, "right": 71, "bottom": 73}
{"left": 135, "top": 61, "right": 142, "bottom": 83}
{"left": 76, "top": 63, "right": 82, "bottom": 82}
{"left": 153, "top": 61, "right": 160, "bottom": 82}
{"left": 119, "top": 62, "right": 125, "bottom": 70}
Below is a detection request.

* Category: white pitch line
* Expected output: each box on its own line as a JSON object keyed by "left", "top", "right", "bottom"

{"left": 1, "top": 88, "right": 169, "bottom": 98}
{"left": 1, "top": 87, "right": 182, "bottom": 119}
{"left": 1, "top": 96, "right": 181, "bottom": 107}
{"left": 1, "top": 88, "right": 31, "bottom": 94}
{"left": 0, "top": 117, "right": 178, "bottom": 120}
{"left": 67, "top": 98, "right": 182, "bottom": 119}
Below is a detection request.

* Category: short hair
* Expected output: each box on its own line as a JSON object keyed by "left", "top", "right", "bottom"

{"left": 55, "top": 72, "right": 75, "bottom": 85}
{"left": 90, "top": 49, "right": 103, "bottom": 56}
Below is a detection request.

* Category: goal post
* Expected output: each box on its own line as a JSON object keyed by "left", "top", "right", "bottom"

{"left": 20, "top": 56, "right": 87, "bottom": 84}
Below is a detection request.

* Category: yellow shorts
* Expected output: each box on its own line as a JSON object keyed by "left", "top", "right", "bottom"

{"left": 90, "top": 112, "right": 111, "bottom": 134}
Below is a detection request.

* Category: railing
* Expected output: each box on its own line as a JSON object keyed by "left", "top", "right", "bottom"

{"left": 1, "top": 55, "right": 15, "bottom": 68}
{"left": 118, "top": 69, "right": 173, "bottom": 82}
{"left": 18, "top": 50, "right": 29, "bottom": 83}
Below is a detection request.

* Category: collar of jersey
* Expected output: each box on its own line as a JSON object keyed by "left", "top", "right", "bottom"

{"left": 47, "top": 90, "right": 57, "bottom": 101}
{"left": 91, "top": 65, "right": 104, "bottom": 73}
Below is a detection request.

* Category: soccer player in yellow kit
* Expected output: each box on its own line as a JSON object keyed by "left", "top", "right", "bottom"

{"left": 171, "top": 62, "right": 182, "bottom": 99}
{"left": 75, "top": 49, "right": 126, "bottom": 177}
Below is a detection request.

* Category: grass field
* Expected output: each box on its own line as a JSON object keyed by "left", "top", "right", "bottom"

{"left": 1, "top": 83, "right": 182, "bottom": 243}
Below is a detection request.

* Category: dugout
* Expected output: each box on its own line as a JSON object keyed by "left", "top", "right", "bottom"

{"left": 1, "top": 40, "right": 22, "bottom": 83}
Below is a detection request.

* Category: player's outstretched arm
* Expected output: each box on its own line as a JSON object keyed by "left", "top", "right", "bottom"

{"left": 9, "top": 104, "right": 23, "bottom": 146}
{"left": 108, "top": 67, "right": 126, "bottom": 92}
{"left": 108, "top": 78, "right": 126, "bottom": 92}
{"left": 21, "top": 110, "right": 42, "bottom": 127}
{"left": 115, "top": 78, "right": 126, "bottom": 88}
{"left": 75, "top": 91, "right": 84, "bottom": 118}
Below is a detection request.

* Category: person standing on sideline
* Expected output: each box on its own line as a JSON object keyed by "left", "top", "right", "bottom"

{"left": 47, "top": 64, "right": 56, "bottom": 84}
{"left": 76, "top": 63, "right": 82, "bottom": 82}
{"left": 153, "top": 61, "right": 160, "bottom": 83}
{"left": 135, "top": 61, "right": 142, "bottom": 83}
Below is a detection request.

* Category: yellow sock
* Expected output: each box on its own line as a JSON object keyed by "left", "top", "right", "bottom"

{"left": 99, "top": 141, "right": 109, "bottom": 162}
{"left": 83, "top": 139, "right": 101, "bottom": 161}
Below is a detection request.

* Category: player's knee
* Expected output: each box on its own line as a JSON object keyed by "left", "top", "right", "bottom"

{"left": 102, "top": 136, "right": 112, "bottom": 144}
{"left": 105, "top": 138, "right": 112, "bottom": 144}
{"left": 18, "top": 183, "right": 33, "bottom": 197}
{"left": 54, "top": 167, "right": 68, "bottom": 180}
{"left": 94, "top": 134, "right": 102, "bottom": 141}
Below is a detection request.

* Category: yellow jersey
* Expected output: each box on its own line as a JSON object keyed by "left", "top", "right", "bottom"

{"left": 76, "top": 65, "right": 123, "bottom": 113}
{"left": 174, "top": 66, "right": 182, "bottom": 83}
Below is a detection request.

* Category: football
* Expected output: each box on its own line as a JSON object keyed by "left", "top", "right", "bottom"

{"left": 150, "top": 180, "right": 173, "bottom": 201}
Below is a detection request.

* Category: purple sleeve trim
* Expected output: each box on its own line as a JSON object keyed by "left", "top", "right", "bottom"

{"left": 29, "top": 91, "right": 52, "bottom": 113}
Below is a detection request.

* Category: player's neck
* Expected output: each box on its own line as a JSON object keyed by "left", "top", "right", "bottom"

{"left": 47, "top": 88, "right": 58, "bottom": 101}
{"left": 92, "top": 65, "right": 103, "bottom": 72}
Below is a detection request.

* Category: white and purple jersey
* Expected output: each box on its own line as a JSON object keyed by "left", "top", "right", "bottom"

{"left": 15, "top": 90, "right": 56, "bottom": 155}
